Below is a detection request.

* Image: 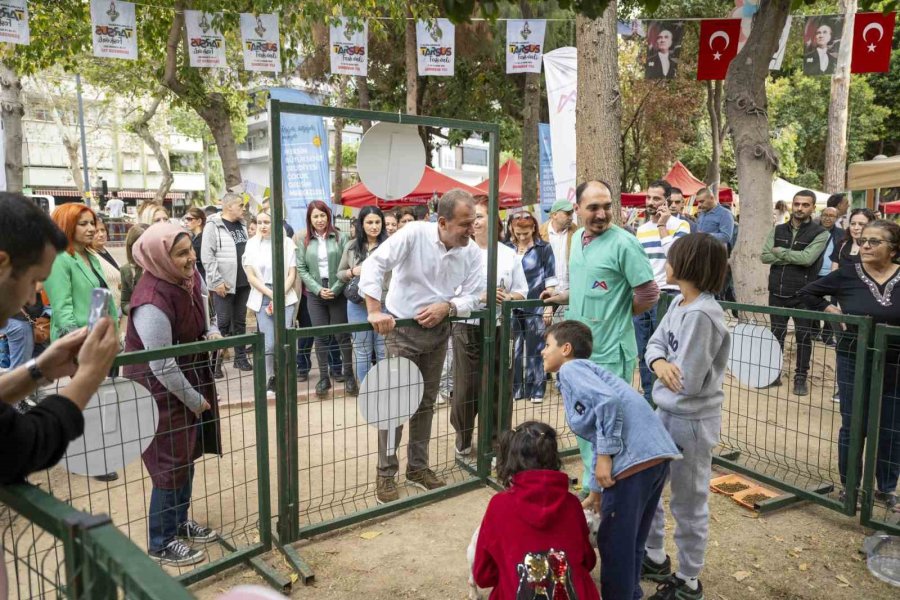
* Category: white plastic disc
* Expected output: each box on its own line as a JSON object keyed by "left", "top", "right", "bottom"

{"left": 727, "top": 323, "right": 784, "bottom": 389}
{"left": 357, "top": 357, "right": 425, "bottom": 456}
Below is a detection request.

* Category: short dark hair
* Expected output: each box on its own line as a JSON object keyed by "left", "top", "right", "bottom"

{"left": 437, "top": 189, "right": 475, "bottom": 221}
{"left": 667, "top": 233, "right": 728, "bottom": 293}
{"left": 575, "top": 179, "right": 613, "bottom": 204}
{"left": 648, "top": 179, "right": 672, "bottom": 198}
{"left": 826, "top": 193, "right": 846, "bottom": 209}
{"left": 669, "top": 187, "right": 684, "bottom": 197}
{"left": 496, "top": 421, "right": 562, "bottom": 487}
{"left": 794, "top": 190, "right": 817, "bottom": 203}
{"left": 545, "top": 320, "right": 593, "bottom": 360}
{"left": 0, "top": 193, "right": 67, "bottom": 273}
{"left": 412, "top": 204, "right": 429, "bottom": 221}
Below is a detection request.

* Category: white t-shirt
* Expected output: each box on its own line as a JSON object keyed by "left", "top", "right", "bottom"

{"left": 242, "top": 235, "right": 299, "bottom": 312}
{"left": 315, "top": 232, "right": 329, "bottom": 280}
{"left": 546, "top": 223, "right": 571, "bottom": 292}
{"left": 466, "top": 243, "right": 528, "bottom": 325}
{"left": 106, "top": 198, "right": 125, "bottom": 218}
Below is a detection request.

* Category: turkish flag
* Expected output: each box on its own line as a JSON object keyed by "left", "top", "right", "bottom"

{"left": 697, "top": 19, "right": 742, "bottom": 80}
{"left": 851, "top": 12, "right": 895, "bottom": 73}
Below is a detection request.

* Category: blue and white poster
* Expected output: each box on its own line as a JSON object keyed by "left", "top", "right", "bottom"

{"left": 270, "top": 88, "right": 331, "bottom": 229}
{"left": 538, "top": 123, "right": 556, "bottom": 213}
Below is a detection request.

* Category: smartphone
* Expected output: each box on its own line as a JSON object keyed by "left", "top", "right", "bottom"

{"left": 87, "top": 288, "right": 113, "bottom": 331}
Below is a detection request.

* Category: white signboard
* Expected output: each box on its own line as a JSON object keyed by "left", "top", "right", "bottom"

{"left": 506, "top": 19, "right": 546, "bottom": 73}
{"left": 329, "top": 17, "right": 368, "bottom": 77}
{"left": 240, "top": 13, "right": 281, "bottom": 72}
{"left": 0, "top": 0, "right": 29, "bottom": 45}
{"left": 543, "top": 47, "right": 578, "bottom": 205}
{"left": 90, "top": 1, "right": 137, "bottom": 60}
{"left": 185, "top": 10, "right": 226, "bottom": 68}
{"left": 416, "top": 19, "right": 455, "bottom": 76}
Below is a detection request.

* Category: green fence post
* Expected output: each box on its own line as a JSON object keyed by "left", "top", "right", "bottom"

{"left": 846, "top": 318, "right": 874, "bottom": 515}
{"left": 497, "top": 300, "right": 514, "bottom": 436}
{"left": 859, "top": 325, "right": 886, "bottom": 526}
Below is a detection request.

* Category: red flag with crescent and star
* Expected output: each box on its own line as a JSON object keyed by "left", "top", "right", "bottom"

{"left": 697, "top": 18, "right": 742, "bottom": 80}
{"left": 851, "top": 11, "right": 895, "bottom": 73}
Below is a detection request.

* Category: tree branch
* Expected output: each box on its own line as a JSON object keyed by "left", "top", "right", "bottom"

{"left": 127, "top": 87, "right": 173, "bottom": 203}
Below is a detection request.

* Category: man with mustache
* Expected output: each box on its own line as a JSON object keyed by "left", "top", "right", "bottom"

{"left": 542, "top": 180, "right": 659, "bottom": 496}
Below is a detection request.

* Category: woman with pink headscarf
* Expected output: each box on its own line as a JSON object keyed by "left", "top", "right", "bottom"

{"left": 124, "top": 223, "right": 222, "bottom": 567}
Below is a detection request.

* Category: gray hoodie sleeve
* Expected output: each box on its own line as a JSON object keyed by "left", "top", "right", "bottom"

{"left": 201, "top": 221, "right": 224, "bottom": 291}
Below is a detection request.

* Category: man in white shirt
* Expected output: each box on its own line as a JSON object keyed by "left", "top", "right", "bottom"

{"left": 105, "top": 192, "right": 126, "bottom": 241}
{"left": 360, "top": 189, "right": 484, "bottom": 504}
{"left": 539, "top": 199, "right": 578, "bottom": 294}
{"left": 634, "top": 179, "right": 690, "bottom": 403}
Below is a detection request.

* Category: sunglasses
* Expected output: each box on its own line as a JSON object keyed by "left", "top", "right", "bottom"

{"left": 511, "top": 213, "right": 534, "bottom": 222}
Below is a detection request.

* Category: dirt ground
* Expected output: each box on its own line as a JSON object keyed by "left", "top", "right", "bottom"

{"left": 190, "top": 458, "right": 898, "bottom": 600}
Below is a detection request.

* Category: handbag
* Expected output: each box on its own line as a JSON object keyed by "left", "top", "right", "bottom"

{"left": 344, "top": 276, "right": 364, "bottom": 305}
{"left": 24, "top": 313, "right": 51, "bottom": 345}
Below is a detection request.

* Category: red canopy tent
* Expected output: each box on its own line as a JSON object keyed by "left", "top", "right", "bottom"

{"left": 338, "top": 166, "right": 484, "bottom": 209}
{"left": 620, "top": 161, "right": 734, "bottom": 207}
{"left": 883, "top": 199, "right": 900, "bottom": 215}
{"left": 474, "top": 159, "right": 524, "bottom": 209}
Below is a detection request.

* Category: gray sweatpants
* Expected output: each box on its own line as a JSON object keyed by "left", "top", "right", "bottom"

{"left": 645, "top": 411, "right": 721, "bottom": 579}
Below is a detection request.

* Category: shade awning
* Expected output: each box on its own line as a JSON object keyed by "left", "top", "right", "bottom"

{"left": 847, "top": 155, "right": 900, "bottom": 190}
{"left": 620, "top": 161, "right": 733, "bottom": 207}
{"left": 474, "top": 159, "right": 524, "bottom": 208}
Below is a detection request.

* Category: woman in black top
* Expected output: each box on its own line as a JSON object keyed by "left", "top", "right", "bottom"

{"left": 830, "top": 208, "right": 876, "bottom": 270}
{"left": 800, "top": 220, "right": 900, "bottom": 512}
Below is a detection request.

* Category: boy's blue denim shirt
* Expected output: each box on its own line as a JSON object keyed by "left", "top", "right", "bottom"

{"left": 557, "top": 359, "right": 682, "bottom": 492}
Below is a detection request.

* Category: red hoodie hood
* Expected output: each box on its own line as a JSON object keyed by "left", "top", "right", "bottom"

{"left": 507, "top": 470, "right": 573, "bottom": 530}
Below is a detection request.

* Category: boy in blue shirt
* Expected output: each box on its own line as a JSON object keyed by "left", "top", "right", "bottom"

{"left": 543, "top": 320, "right": 681, "bottom": 600}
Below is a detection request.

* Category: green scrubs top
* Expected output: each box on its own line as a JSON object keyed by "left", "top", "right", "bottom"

{"left": 566, "top": 226, "right": 655, "bottom": 375}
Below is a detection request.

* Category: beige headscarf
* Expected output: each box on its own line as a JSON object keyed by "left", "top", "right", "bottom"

{"left": 132, "top": 223, "right": 194, "bottom": 293}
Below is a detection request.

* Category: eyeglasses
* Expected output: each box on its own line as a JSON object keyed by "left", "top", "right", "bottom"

{"left": 183, "top": 216, "right": 197, "bottom": 222}
{"left": 858, "top": 238, "right": 889, "bottom": 248}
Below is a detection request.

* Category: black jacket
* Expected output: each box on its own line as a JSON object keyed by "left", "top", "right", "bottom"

{"left": 768, "top": 220, "right": 827, "bottom": 297}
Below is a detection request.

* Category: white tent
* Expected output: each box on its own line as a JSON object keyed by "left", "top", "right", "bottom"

{"left": 772, "top": 177, "right": 830, "bottom": 208}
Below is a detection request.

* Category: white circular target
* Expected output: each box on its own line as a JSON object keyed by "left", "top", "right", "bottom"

{"left": 357, "top": 357, "right": 425, "bottom": 456}
{"left": 727, "top": 323, "right": 784, "bottom": 389}
{"left": 63, "top": 378, "right": 159, "bottom": 476}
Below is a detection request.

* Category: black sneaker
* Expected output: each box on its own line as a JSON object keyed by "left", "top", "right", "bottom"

{"left": 149, "top": 539, "right": 205, "bottom": 566}
{"left": 233, "top": 358, "right": 253, "bottom": 372}
{"left": 641, "top": 553, "right": 673, "bottom": 582}
{"left": 296, "top": 369, "right": 309, "bottom": 382}
{"left": 649, "top": 575, "right": 704, "bottom": 600}
{"left": 316, "top": 377, "right": 332, "bottom": 397}
{"left": 344, "top": 376, "right": 359, "bottom": 396}
{"left": 214, "top": 366, "right": 225, "bottom": 379}
{"left": 266, "top": 376, "right": 276, "bottom": 400}
{"left": 176, "top": 519, "right": 218, "bottom": 543}
{"left": 93, "top": 472, "right": 119, "bottom": 483}
{"left": 793, "top": 376, "right": 809, "bottom": 396}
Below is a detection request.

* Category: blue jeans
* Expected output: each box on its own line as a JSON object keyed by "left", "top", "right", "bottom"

{"left": 0, "top": 319, "right": 34, "bottom": 369}
{"left": 257, "top": 297, "right": 297, "bottom": 381}
{"left": 346, "top": 299, "right": 385, "bottom": 384}
{"left": 598, "top": 461, "right": 670, "bottom": 600}
{"left": 633, "top": 305, "right": 657, "bottom": 404}
{"left": 512, "top": 310, "right": 546, "bottom": 400}
{"left": 296, "top": 293, "right": 342, "bottom": 375}
{"left": 148, "top": 465, "right": 194, "bottom": 552}
{"left": 836, "top": 353, "right": 900, "bottom": 493}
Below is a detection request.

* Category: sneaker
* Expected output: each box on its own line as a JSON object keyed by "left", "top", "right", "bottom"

{"left": 149, "top": 539, "right": 205, "bottom": 567}
{"left": 455, "top": 444, "right": 473, "bottom": 457}
{"left": 176, "top": 519, "right": 218, "bottom": 543}
{"left": 649, "top": 574, "right": 704, "bottom": 600}
{"left": 214, "top": 365, "right": 225, "bottom": 379}
{"left": 315, "top": 378, "right": 331, "bottom": 398}
{"left": 874, "top": 491, "right": 900, "bottom": 513}
{"left": 233, "top": 358, "right": 253, "bottom": 372}
{"left": 375, "top": 476, "right": 399, "bottom": 504}
{"left": 93, "top": 472, "right": 119, "bottom": 483}
{"left": 793, "top": 376, "right": 809, "bottom": 396}
{"left": 641, "top": 553, "right": 673, "bottom": 582}
{"left": 406, "top": 468, "right": 446, "bottom": 491}
{"left": 344, "top": 376, "right": 359, "bottom": 396}
{"left": 436, "top": 393, "right": 448, "bottom": 405}
{"left": 266, "top": 376, "right": 276, "bottom": 401}
{"left": 530, "top": 397, "right": 543, "bottom": 404}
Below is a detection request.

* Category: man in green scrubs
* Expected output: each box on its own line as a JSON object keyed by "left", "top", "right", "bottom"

{"left": 542, "top": 180, "right": 659, "bottom": 492}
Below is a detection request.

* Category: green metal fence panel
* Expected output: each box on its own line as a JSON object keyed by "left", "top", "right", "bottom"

{"left": 859, "top": 324, "right": 900, "bottom": 534}
{"left": 1, "top": 483, "right": 194, "bottom": 599}
{"left": 10, "top": 334, "right": 273, "bottom": 591}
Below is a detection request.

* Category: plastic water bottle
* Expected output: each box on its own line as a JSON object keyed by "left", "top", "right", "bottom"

{"left": 0, "top": 334, "right": 10, "bottom": 369}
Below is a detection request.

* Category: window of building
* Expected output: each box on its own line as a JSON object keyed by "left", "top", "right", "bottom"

{"left": 462, "top": 146, "right": 487, "bottom": 167}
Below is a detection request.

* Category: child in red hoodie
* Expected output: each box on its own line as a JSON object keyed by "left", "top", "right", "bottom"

{"left": 473, "top": 421, "right": 600, "bottom": 599}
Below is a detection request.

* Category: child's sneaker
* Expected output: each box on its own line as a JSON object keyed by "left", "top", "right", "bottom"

{"left": 176, "top": 519, "right": 218, "bottom": 543}
{"left": 149, "top": 540, "right": 205, "bottom": 566}
{"left": 649, "top": 574, "right": 704, "bottom": 600}
{"left": 641, "top": 553, "right": 672, "bottom": 582}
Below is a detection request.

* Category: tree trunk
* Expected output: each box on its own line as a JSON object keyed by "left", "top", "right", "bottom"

{"left": 333, "top": 76, "right": 347, "bottom": 205}
{"left": 356, "top": 75, "right": 371, "bottom": 132}
{"left": 724, "top": 0, "right": 792, "bottom": 305}
{"left": 823, "top": 0, "right": 856, "bottom": 193}
{"left": 520, "top": 0, "right": 540, "bottom": 206}
{"left": 404, "top": 8, "right": 417, "bottom": 115}
{"left": 162, "top": 3, "right": 241, "bottom": 190}
{"left": 35, "top": 79, "right": 83, "bottom": 194}
{"left": 62, "top": 138, "right": 84, "bottom": 194}
{"left": 128, "top": 89, "right": 173, "bottom": 203}
{"left": 705, "top": 80, "right": 724, "bottom": 193}
{"left": 1, "top": 63, "right": 24, "bottom": 192}
{"left": 576, "top": 3, "right": 623, "bottom": 216}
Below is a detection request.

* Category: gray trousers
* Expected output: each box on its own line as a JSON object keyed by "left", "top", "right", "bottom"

{"left": 645, "top": 411, "right": 721, "bottom": 579}
{"left": 377, "top": 321, "right": 451, "bottom": 477}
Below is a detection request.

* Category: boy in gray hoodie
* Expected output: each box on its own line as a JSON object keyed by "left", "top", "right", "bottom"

{"left": 642, "top": 233, "right": 731, "bottom": 600}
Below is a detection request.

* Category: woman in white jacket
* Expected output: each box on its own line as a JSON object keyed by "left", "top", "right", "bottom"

{"left": 242, "top": 210, "right": 299, "bottom": 399}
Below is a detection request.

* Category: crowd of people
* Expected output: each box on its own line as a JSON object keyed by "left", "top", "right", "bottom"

{"left": 1, "top": 175, "right": 898, "bottom": 596}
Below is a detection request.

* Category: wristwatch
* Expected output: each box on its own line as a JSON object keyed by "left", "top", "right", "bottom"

{"left": 25, "top": 358, "right": 53, "bottom": 386}
{"left": 447, "top": 301, "right": 457, "bottom": 318}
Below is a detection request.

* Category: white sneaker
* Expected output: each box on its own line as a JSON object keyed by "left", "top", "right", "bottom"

{"left": 456, "top": 445, "right": 473, "bottom": 457}
{"left": 436, "top": 393, "right": 449, "bottom": 405}
{"left": 266, "top": 390, "right": 276, "bottom": 401}
{"left": 530, "top": 397, "right": 543, "bottom": 404}
{"left": 833, "top": 392, "right": 841, "bottom": 403}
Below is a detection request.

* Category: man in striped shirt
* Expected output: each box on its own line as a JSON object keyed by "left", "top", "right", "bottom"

{"left": 633, "top": 180, "right": 691, "bottom": 403}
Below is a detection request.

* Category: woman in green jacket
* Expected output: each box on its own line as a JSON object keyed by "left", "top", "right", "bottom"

{"left": 296, "top": 201, "right": 356, "bottom": 397}
{"left": 45, "top": 203, "right": 118, "bottom": 342}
